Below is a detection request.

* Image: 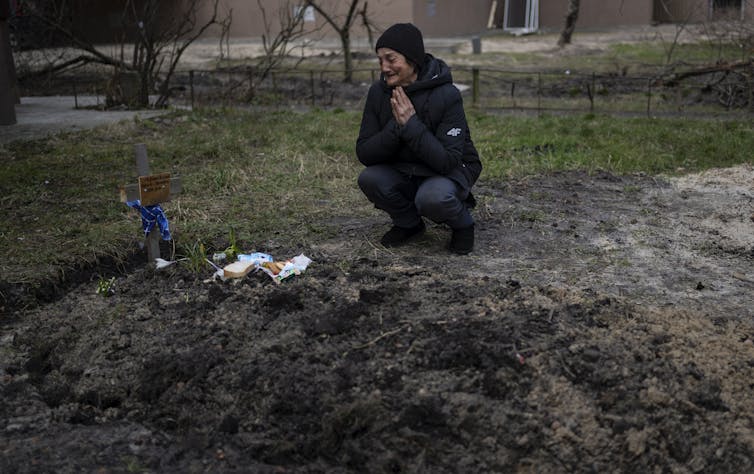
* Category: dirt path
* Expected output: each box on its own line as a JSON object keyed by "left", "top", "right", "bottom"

{"left": 179, "top": 23, "right": 705, "bottom": 69}
{"left": 2, "top": 166, "right": 753, "bottom": 472}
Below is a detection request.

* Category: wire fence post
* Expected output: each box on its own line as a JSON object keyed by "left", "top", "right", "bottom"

{"left": 590, "top": 72, "right": 596, "bottom": 113}
{"left": 246, "top": 66, "right": 254, "bottom": 104}
{"left": 310, "top": 70, "right": 315, "bottom": 106}
{"left": 646, "top": 79, "right": 652, "bottom": 118}
{"left": 511, "top": 81, "right": 516, "bottom": 109}
{"left": 537, "top": 72, "right": 542, "bottom": 116}
{"left": 226, "top": 69, "right": 232, "bottom": 107}
{"left": 189, "top": 70, "right": 194, "bottom": 109}
{"left": 472, "top": 68, "right": 479, "bottom": 107}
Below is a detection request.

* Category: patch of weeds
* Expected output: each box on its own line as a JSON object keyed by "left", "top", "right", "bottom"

{"left": 335, "top": 259, "right": 352, "bottom": 276}
{"left": 623, "top": 185, "right": 642, "bottom": 193}
{"left": 224, "top": 227, "right": 241, "bottom": 261}
{"left": 597, "top": 220, "right": 619, "bottom": 233}
{"left": 512, "top": 143, "right": 556, "bottom": 155}
{"left": 122, "top": 456, "right": 147, "bottom": 473}
{"left": 212, "top": 167, "right": 237, "bottom": 192}
{"left": 528, "top": 191, "right": 550, "bottom": 201}
{"left": 181, "top": 240, "right": 209, "bottom": 274}
{"left": 96, "top": 276, "right": 116, "bottom": 297}
{"left": 615, "top": 258, "right": 632, "bottom": 267}
{"left": 518, "top": 209, "right": 545, "bottom": 223}
{"left": 638, "top": 208, "right": 656, "bottom": 216}
{"left": 579, "top": 125, "right": 595, "bottom": 138}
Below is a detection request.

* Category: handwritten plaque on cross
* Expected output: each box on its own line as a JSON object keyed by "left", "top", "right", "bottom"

{"left": 119, "top": 143, "right": 181, "bottom": 261}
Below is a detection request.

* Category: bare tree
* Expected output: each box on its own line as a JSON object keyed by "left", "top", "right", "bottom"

{"left": 17, "top": 0, "right": 224, "bottom": 108}
{"left": 305, "top": 0, "right": 375, "bottom": 83}
{"left": 359, "top": 1, "right": 377, "bottom": 51}
{"left": 654, "top": 2, "right": 754, "bottom": 110}
{"left": 127, "top": 0, "right": 221, "bottom": 107}
{"left": 255, "top": 0, "right": 310, "bottom": 81}
{"left": 557, "top": 0, "right": 580, "bottom": 47}
{"left": 218, "top": 6, "right": 233, "bottom": 60}
{"left": 1, "top": 0, "right": 17, "bottom": 124}
{"left": 215, "top": 1, "right": 317, "bottom": 104}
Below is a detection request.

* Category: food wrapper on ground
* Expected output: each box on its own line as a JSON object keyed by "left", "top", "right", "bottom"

{"left": 223, "top": 260, "right": 256, "bottom": 279}
{"left": 222, "top": 253, "right": 272, "bottom": 279}
{"left": 237, "top": 253, "right": 273, "bottom": 265}
{"left": 222, "top": 252, "right": 311, "bottom": 283}
{"left": 259, "top": 254, "right": 312, "bottom": 284}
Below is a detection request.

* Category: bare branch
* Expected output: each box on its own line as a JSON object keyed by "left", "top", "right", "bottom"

{"left": 658, "top": 59, "right": 753, "bottom": 87}
{"left": 305, "top": 1, "right": 368, "bottom": 82}
{"left": 23, "top": 2, "right": 129, "bottom": 70}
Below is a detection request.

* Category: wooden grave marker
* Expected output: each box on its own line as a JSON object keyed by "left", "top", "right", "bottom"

{"left": 119, "top": 143, "right": 181, "bottom": 261}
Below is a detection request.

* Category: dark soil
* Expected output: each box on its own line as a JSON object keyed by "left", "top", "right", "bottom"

{"left": 2, "top": 170, "right": 754, "bottom": 473}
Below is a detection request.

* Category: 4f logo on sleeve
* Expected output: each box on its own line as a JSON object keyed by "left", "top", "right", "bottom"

{"left": 446, "top": 127, "right": 462, "bottom": 137}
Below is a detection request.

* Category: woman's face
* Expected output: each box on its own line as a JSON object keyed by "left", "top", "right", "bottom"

{"left": 377, "top": 48, "right": 417, "bottom": 88}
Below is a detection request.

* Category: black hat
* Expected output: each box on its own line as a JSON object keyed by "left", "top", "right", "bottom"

{"left": 375, "top": 23, "right": 425, "bottom": 66}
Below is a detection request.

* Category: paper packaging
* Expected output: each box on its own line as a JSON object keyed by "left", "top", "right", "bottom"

{"left": 222, "top": 260, "right": 257, "bottom": 279}
{"left": 222, "top": 253, "right": 312, "bottom": 282}
{"left": 237, "top": 253, "right": 273, "bottom": 265}
{"left": 260, "top": 254, "right": 312, "bottom": 284}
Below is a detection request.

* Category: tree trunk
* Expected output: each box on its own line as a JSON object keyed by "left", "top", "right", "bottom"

{"left": 558, "top": 0, "right": 580, "bottom": 47}
{"left": 0, "top": 17, "right": 17, "bottom": 124}
{"left": 306, "top": 1, "right": 362, "bottom": 83}
{"left": 341, "top": 30, "right": 353, "bottom": 83}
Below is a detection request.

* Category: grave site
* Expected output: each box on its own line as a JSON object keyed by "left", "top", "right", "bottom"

{"left": 2, "top": 19, "right": 754, "bottom": 474}
{"left": 1, "top": 130, "right": 753, "bottom": 471}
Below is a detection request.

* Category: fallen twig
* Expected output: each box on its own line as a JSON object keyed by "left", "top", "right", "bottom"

{"left": 344, "top": 324, "right": 411, "bottom": 355}
{"left": 657, "top": 58, "right": 753, "bottom": 87}
{"left": 732, "top": 272, "right": 754, "bottom": 284}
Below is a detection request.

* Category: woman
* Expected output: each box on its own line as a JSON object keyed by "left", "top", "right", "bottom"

{"left": 356, "top": 23, "right": 482, "bottom": 255}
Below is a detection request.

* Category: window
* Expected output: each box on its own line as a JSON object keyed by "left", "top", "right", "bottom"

{"left": 713, "top": 0, "right": 741, "bottom": 9}
{"left": 427, "top": 0, "right": 436, "bottom": 17}
{"left": 293, "top": 5, "right": 315, "bottom": 22}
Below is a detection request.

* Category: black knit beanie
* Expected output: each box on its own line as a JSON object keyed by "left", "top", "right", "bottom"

{"left": 375, "top": 23, "right": 425, "bottom": 67}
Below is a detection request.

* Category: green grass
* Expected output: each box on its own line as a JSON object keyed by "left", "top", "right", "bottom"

{"left": 470, "top": 112, "right": 753, "bottom": 178}
{"left": 1, "top": 108, "right": 753, "bottom": 286}
{"left": 607, "top": 41, "right": 749, "bottom": 67}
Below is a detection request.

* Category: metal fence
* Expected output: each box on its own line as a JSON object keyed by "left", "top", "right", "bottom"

{"left": 167, "top": 64, "right": 753, "bottom": 117}
{"left": 53, "top": 63, "right": 752, "bottom": 118}
{"left": 457, "top": 66, "right": 754, "bottom": 117}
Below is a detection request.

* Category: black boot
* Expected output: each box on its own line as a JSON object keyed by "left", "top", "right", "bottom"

{"left": 380, "top": 220, "right": 426, "bottom": 247}
{"left": 449, "top": 224, "right": 474, "bottom": 255}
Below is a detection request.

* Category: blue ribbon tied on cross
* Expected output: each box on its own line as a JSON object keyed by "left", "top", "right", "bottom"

{"left": 126, "top": 200, "right": 172, "bottom": 241}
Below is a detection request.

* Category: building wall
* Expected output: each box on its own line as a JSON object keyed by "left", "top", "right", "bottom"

{"left": 42, "top": 0, "right": 754, "bottom": 47}
{"left": 412, "top": 0, "right": 494, "bottom": 36}
{"left": 210, "top": 1, "right": 753, "bottom": 37}
{"left": 198, "top": 0, "right": 413, "bottom": 39}
{"left": 56, "top": 0, "right": 196, "bottom": 45}
{"left": 539, "top": 0, "right": 655, "bottom": 31}
{"left": 68, "top": 0, "right": 133, "bottom": 44}
{"left": 198, "top": 0, "right": 493, "bottom": 39}
{"left": 653, "top": 0, "right": 708, "bottom": 22}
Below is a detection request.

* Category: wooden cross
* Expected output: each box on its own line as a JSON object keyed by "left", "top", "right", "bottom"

{"left": 119, "top": 143, "right": 182, "bottom": 261}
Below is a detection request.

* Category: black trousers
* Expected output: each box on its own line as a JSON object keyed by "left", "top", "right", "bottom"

{"left": 358, "top": 164, "right": 473, "bottom": 229}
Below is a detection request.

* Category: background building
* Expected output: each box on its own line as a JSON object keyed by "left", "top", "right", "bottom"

{"left": 9, "top": 0, "right": 753, "bottom": 47}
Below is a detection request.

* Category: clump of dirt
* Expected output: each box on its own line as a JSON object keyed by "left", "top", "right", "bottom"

{"left": 2, "top": 168, "right": 753, "bottom": 472}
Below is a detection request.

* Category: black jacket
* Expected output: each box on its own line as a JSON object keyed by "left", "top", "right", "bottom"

{"left": 356, "top": 54, "right": 482, "bottom": 192}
